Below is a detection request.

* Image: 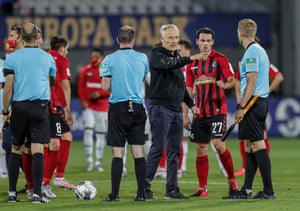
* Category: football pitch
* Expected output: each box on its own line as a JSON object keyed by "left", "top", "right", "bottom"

{"left": 0, "top": 138, "right": 299, "bottom": 210}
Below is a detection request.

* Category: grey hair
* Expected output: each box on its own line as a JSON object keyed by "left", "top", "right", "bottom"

{"left": 160, "top": 24, "right": 179, "bottom": 38}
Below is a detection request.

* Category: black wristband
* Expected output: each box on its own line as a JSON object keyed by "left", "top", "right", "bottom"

{"left": 236, "top": 104, "right": 245, "bottom": 110}
{"left": 2, "top": 110, "right": 9, "bottom": 115}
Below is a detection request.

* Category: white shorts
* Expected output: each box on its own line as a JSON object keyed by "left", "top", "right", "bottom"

{"left": 183, "top": 109, "right": 193, "bottom": 137}
{"left": 82, "top": 108, "right": 108, "bottom": 133}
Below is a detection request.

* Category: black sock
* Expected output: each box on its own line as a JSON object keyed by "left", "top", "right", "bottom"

{"left": 111, "top": 157, "right": 123, "bottom": 197}
{"left": 134, "top": 157, "right": 146, "bottom": 195}
{"left": 243, "top": 152, "right": 257, "bottom": 191}
{"left": 32, "top": 153, "right": 44, "bottom": 196}
{"left": 8, "top": 153, "right": 22, "bottom": 192}
{"left": 254, "top": 149, "right": 274, "bottom": 195}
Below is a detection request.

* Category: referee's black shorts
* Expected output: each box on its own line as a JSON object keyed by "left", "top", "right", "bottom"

{"left": 238, "top": 97, "right": 268, "bottom": 142}
{"left": 108, "top": 101, "right": 147, "bottom": 147}
{"left": 11, "top": 100, "right": 50, "bottom": 146}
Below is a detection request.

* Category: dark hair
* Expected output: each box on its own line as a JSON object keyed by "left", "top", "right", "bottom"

{"left": 91, "top": 47, "right": 104, "bottom": 56}
{"left": 117, "top": 26, "right": 135, "bottom": 44}
{"left": 10, "top": 25, "right": 22, "bottom": 36}
{"left": 196, "top": 27, "right": 215, "bottom": 39}
{"left": 178, "top": 39, "right": 192, "bottom": 50}
{"left": 50, "top": 36, "right": 68, "bottom": 50}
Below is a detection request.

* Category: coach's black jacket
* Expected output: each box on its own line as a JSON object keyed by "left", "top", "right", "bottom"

{"left": 149, "top": 46, "right": 194, "bottom": 111}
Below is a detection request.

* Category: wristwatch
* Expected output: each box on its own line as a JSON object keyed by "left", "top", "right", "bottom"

{"left": 236, "top": 104, "right": 245, "bottom": 110}
{"left": 2, "top": 110, "right": 9, "bottom": 115}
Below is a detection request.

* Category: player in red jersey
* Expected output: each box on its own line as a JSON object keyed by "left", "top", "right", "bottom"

{"left": 78, "top": 48, "right": 110, "bottom": 172}
{"left": 184, "top": 28, "right": 238, "bottom": 198}
{"left": 48, "top": 36, "right": 75, "bottom": 189}
{"left": 234, "top": 63, "right": 284, "bottom": 176}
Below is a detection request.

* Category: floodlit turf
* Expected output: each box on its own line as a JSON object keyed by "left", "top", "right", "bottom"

{"left": 0, "top": 138, "right": 299, "bottom": 210}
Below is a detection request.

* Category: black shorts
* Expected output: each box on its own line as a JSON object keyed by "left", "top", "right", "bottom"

{"left": 11, "top": 100, "right": 50, "bottom": 146}
{"left": 56, "top": 106, "right": 71, "bottom": 133}
{"left": 190, "top": 114, "right": 226, "bottom": 143}
{"left": 238, "top": 97, "right": 268, "bottom": 142}
{"left": 49, "top": 112, "right": 62, "bottom": 139}
{"left": 108, "top": 101, "right": 146, "bottom": 147}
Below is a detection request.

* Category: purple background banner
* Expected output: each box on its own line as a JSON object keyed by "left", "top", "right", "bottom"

{"left": 70, "top": 97, "right": 300, "bottom": 140}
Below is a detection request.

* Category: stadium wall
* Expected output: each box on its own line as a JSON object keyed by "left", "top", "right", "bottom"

{"left": 71, "top": 97, "right": 300, "bottom": 140}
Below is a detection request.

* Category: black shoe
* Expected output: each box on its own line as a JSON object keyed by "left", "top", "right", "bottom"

{"left": 164, "top": 190, "right": 189, "bottom": 200}
{"left": 134, "top": 193, "right": 146, "bottom": 201}
{"left": 32, "top": 194, "right": 51, "bottom": 203}
{"left": 239, "top": 189, "right": 253, "bottom": 199}
{"left": 222, "top": 189, "right": 241, "bottom": 199}
{"left": 102, "top": 193, "right": 120, "bottom": 202}
{"left": 253, "top": 191, "right": 275, "bottom": 200}
{"left": 8, "top": 192, "right": 19, "bottom": 203}
{"left": 144, "top": 189, "right": 157, "bottom": 200}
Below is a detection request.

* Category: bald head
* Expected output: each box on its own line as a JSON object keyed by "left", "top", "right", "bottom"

{"left": 117, "top": 25, "right": 136, "bottom": 44}
{"left": 22, "top": 22, "right": 38, "bottom": 44}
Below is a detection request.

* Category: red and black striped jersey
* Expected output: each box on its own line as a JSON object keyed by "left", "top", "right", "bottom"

{"left": 186, "top": 50, "right": 234, "bottom": 118}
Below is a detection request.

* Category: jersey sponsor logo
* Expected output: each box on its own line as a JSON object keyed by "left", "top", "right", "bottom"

{"left": 194, "top": 75, "right": 216, "bottom": 85}
{"left": 86, "top": 82, "right": 101, "bottom": 88}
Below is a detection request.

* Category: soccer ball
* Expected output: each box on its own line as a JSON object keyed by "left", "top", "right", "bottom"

{"left": 74, "top": 181, "right": 97, "bottom": 200}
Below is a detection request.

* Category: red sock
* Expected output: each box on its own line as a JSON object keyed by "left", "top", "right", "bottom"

{"left": 196, "top": 155, "right": 208, "bottom": 190}
{"left": 178, "top": 143, "right": 183, "bottom": 170}
{"left": 56, "top": 140, "right": 71, "bottom": 178}
{"left": 22, "top": 153, "right": 33, "bottom": 190}
{"left": 159, "top": 147, "right": 167, "bottom": 169}
{"left": 239, "top": 140, "right": 246, "bottom": 168}
{"left": 43, "top": 147, "right": 59, "bottom": 185}
{"left": 219, "top": 149, "right": 235, "bottom": 179}
{"left": 264, "top": 137, "right": 270, "bottom": 156}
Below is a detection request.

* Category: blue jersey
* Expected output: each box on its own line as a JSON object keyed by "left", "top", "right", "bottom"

{"left": 100, "top": 48, "right": 149, "bottom": 104}
{"left": 3, "top": 47, "right": 56, "bottom": 101}
{"left": 0, "top": 58, "right": 5, "bottom": 111}
{"left": 0, "top": 58, "right": 5, "bottom": 83}
{"left": 239, "top": 43, "right": 269, "bottom": 98}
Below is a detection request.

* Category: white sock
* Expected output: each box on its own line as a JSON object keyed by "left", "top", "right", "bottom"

{"left": 83, "top": 129, "right": 94, "bottom": 164}
{"left": 95, "top": 133, "right": 106, "bottom": 166}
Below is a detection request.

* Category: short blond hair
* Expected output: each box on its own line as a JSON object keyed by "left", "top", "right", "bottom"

{"left": 238, "top": 18, "right": 257, "bottom": 38}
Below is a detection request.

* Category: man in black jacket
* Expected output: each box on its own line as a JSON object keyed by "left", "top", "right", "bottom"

{"left": 144, "top": 24, "right": 200, "bottom": 200}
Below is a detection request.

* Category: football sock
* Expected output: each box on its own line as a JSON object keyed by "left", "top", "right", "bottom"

{"left": 196, "top": 155, "right": 209, "bottom": 190}
{"left": 134, "top": 157, "right": 146, "bottom": 195}
{"left": 8, "top": 153, "right": 22, "bottom": 192}
{"left": 0, "top": 140, "right": 7, "bottom": 174}
{"left": 32, "top": 153, "right": 44, "bottom": 196}
{"left": 43, "top": 148, "right": 59, "bottom": 185}
{"left": 254, "top": 149, "right": 274, "bottom": 195}
{"left": 83, "top": 129, "right": 93, "bottom": 164}
{"left": 22, "top": 153, "right": 33, "bottom": 190}
{"left": 95, "top": 133, "right": 106, "bottom": 166}
{"left": 243, "top": 152, "right": 257, "bottom": 190}
{"left": 182, "top": 141, "right": 188, "bottom": 172}
{"left": 219, "top": 149, "right": 235, "bottom": 180}
{"left": 239, "top": 140, "right": 246, "bottom": 168}
{"left": 56, "top": 139, "right": 71, "bottom": 178}
{"left": 178, "top": 143, "right": 183, "bottom": 170}
{"left": 111, "top": 157, "right": 123, "bottom": 197}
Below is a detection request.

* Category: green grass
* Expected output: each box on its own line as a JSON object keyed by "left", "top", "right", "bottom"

{"left": 0, "top": 138, "right": 299, "bottom": 210}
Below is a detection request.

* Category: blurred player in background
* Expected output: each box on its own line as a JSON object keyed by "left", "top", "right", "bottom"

{"left": 78, "top": 47, "right": 110, "bottom": 172}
